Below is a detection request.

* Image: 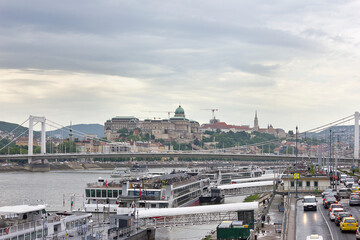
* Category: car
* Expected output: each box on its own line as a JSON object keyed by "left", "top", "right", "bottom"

{"left": 306, "top": 234, "right": 323, "bottom": 240}
{"left": 340, "top": 174, "right": 348, "bottom": 183}
{"left": 345, "top": 178, "right": 355, "bottom": 188}
{"left": 323, "top": 196, "right": 338, "bottom": 209}
{"left": 349, "top": 194, "right": 360, "bottom": 206}
{"left": 329, "top": 208, "right": 344, "bottom": 221}
{"left": 303, "top": 196, "right": 317, "bottom": 211}
{"left": 338, "top": 188, "right": 352, "bottom": 199}
{"left": 322, "top": 189, "right": 335, "bottom": 198}
{"left": 335, "top": 212, "right": 352, "bottom": 226}
{"left": 356, "top": 226, "right": 360, "bottom": 240}
{"left": 327, "top": 191, "right": 341, "bottom": 201}
{"left": 340, "top": 217, "right": 358, "bottom": 232}
{"left": 329, "top": 203, "right": 342, "bottom": 212}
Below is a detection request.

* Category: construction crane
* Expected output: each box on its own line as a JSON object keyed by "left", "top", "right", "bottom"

{"left": 142, "top": 111, "right": 173, "bottom": 118}
{"left": 201, "top": 109, "right": 219, "bottom": 124}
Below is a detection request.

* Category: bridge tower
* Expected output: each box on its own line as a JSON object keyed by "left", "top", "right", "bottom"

{"left": 28, "top": 115, "right": 46, "bottom": 163}
{"left": 355, "top": 112, "right": 359, "bottom": 160}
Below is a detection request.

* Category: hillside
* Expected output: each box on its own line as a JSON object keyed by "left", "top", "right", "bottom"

{"left": 46, "top": 124, "right": 104, "bottom": 138}
{"left": 0, "top": 121, "right": 104, "bottom": 139}
{"left": 0, "top": 121, "right": 40, "bottom": 138}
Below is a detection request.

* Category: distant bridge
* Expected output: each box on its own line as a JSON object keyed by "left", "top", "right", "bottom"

{"left": 0, "top": 151, "right": 356, "bottom": 163}
{"left": 1, "top": 112, "right": 360, "bottom": 165}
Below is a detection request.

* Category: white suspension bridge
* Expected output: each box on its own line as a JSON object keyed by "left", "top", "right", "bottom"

{"left": 0, "top": 112, "right": 360, "bottom": 164}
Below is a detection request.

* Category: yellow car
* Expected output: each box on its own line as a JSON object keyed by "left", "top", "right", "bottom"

{"left": 340, "top": 217, "right": 358, "bottom": 232}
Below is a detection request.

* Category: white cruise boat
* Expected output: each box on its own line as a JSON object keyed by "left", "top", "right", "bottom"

{"left": 84, "top": 173, "right": 210, "bottom": 214}
{"left": 0, "top": 205, "right": 93, "bottom": 240}
{"left": 110, "top": 167, "right": 131, "bottom": 178}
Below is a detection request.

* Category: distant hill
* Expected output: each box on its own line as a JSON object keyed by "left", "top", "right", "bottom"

{"left": 0, "top": 121, "right": 40, "bottom": 138}
{"left": 47, "top": 124, "right": 104, "bottom": 138}
{"left": 0, "top": 121, "right": 104, "bottom": 139}
{"left": 306, "top": 125, "right": 355, "bottom": 143}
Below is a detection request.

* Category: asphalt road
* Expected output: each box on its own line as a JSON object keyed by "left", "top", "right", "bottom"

{"left": 296, "top": 198, "right": 332, "bottom": 240}
{"left": 297, "top": 193, "right": 360, "bottom": 240}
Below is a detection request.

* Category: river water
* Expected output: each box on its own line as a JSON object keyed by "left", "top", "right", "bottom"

{"left": 0, "top": 169, "right": 246, "bottom": 240}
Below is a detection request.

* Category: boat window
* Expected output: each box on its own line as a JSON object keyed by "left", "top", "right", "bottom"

{"left": 25, "top": 233, "right": 30, "bottom": 240}
{"left": 113, "top": 190, "right": 118, "bottom": 197}
{"left": 159, "top": 203, "right": 168, "bottom": 208}
{"left": 44, "top": 228, "right": 48, "bottom": 236}
{"left": 151, "top": 204, "right": 157, "bottom": 208}
{"left": 71, "top": 221, "right": 75, "bottom": 228}
{"left": 102, "top": 190, "right": 107, "bottom": 198}
{"left": 11, "top": 237, "right": 17, "bottom": 240}
{"left": 66, "top": 222, "right": 70, "bottom": 229}
{"left": 91, "top": 189, "right": 95, "bottom": 198}
{"left": 96, "top": 190, "right": 101, "bottom": 198}
{"left": 18, "top": 234, "right": 24, "bottom": 240}
{"left": 31, "top": 232, "right": 35, "bottom": 240}
{"left": 36, "top": 230, "right": 42, "bottom": 238}
{"left": 108, "top": 190, "right": 113, "bottom": 198}
{"left": 86, "top": 189, "right": 90, "bottom": 198}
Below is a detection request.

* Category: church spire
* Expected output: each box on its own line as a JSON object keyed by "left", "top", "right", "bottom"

{"left": 254, "top": 111, "right": 259, "bottom": 130}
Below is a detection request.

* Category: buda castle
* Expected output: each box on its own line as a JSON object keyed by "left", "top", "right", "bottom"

{"left": 104, "top": 105, "right": 201, "bottom": 142}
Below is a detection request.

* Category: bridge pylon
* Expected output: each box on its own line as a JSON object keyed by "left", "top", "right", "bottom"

{"left": 355, "top": 112, "right": 359, "bottom": 161}
{"left": 28, "top": 115, "right": 46, "bottom": 164}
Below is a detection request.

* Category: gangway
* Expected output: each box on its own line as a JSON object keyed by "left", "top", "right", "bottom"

{"left": 134, "top": 202, "right": 258, "bottom": 228}
{"left": 231, "top": 174, "right": 282, "bottom": 184}
{"left": 217, "top": 180, "right": 274, "bottom": 196}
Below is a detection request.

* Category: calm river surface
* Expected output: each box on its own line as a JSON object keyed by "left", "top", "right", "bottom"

{"left": 0, "top": 169, "right": 246, "bottom": 240}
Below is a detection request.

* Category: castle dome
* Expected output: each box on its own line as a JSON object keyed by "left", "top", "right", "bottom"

{"left": 175, "top": 105, "right": 185, "bottom": 115}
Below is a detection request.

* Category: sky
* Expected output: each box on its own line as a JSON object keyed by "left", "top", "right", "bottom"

{"left": 1, "top": 0, "right": 360, "bottom": 132}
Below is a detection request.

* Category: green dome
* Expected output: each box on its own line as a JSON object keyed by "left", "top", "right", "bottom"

{"left": 175, "top": 105, "right": 185, "bottom": 114}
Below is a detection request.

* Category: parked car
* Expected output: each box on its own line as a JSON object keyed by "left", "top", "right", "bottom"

{"left": 323, "top": 196, "right": 338, "bottom": 209}
{"left": 340, "top": 217, "right": 358, "bottom": 232}
{"left": 303, "top": 196, "right": 317, "bottom": 211}
{"left": 349, "top": 194, "right": 360, "bottom": 206}
{"left": 335, "top": 212, "right": 352, "bottom": 226}
{"left": 329, "top": 208, "right": 344, "bottom": 221}
{"left": 338, "top": 188, "right": 352, "bottom": 199}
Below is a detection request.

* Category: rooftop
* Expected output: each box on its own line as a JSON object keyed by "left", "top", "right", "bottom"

{"left": 0, "top": 205, "right": 46, "bottom": 215}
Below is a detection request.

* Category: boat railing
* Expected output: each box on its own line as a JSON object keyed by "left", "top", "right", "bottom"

{"left": 0, "top": 219, "right": 44, "bottom": 236}
{"left": 139, "top": 196, "right": 158, "bottom": 201}
{"left": 108, "top": 225, "right": 137, "bottom": 238}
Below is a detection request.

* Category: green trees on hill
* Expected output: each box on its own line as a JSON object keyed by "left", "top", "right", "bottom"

{"left": 202, "top": 130, "right": 278, "bottom": 150}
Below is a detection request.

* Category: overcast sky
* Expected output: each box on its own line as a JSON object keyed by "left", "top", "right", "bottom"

{"left": 1, "top": 0, "right": 360, "bottom": 132}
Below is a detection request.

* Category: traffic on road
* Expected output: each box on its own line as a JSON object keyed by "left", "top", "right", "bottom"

{"left": 297, "top": 171, "right": 360, "bottom": 240}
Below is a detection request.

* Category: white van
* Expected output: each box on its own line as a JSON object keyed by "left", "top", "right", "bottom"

{"left": 303, "top": 195, "right": 317, "bottom": 211}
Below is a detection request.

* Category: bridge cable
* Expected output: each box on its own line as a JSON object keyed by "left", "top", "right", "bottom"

{"left": 0, "top": 122, "right": 39, "bottom": 152}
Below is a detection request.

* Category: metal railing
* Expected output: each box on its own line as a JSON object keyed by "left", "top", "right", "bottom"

{"left": 0, "top": 219, "right": 44, "bottom": 236}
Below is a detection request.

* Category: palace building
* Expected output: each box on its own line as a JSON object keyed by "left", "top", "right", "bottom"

{"left": 104, "top": 105, "right": 201, "bottom": 142}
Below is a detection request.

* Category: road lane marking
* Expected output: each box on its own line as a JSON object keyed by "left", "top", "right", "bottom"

{"left": 318, "top": 201, "right": 335, "bottom": 240}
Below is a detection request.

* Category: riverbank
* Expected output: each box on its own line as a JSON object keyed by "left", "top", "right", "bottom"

{"left": 0, "top": 161, "right": 205, "bottom": 172}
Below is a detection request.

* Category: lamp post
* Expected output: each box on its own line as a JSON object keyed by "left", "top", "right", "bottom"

{"left": 295, "top": 126, "right": 299, "bottom": 198}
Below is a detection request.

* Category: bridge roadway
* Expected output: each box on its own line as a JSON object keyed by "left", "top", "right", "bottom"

{"left": 0, "top": 151, "right": 355, "bottom": 163}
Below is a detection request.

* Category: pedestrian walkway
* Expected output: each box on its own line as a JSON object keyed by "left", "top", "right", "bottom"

{"left": 287, "top": 195, "right": 296, "bottom": 240}
{"left": 255, "top": 194, "right": 283, "bottom": 240}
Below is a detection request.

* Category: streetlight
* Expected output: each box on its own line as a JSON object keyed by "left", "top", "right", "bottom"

{"left": 295, "top": 126, "right": 298, "bottom": 198}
